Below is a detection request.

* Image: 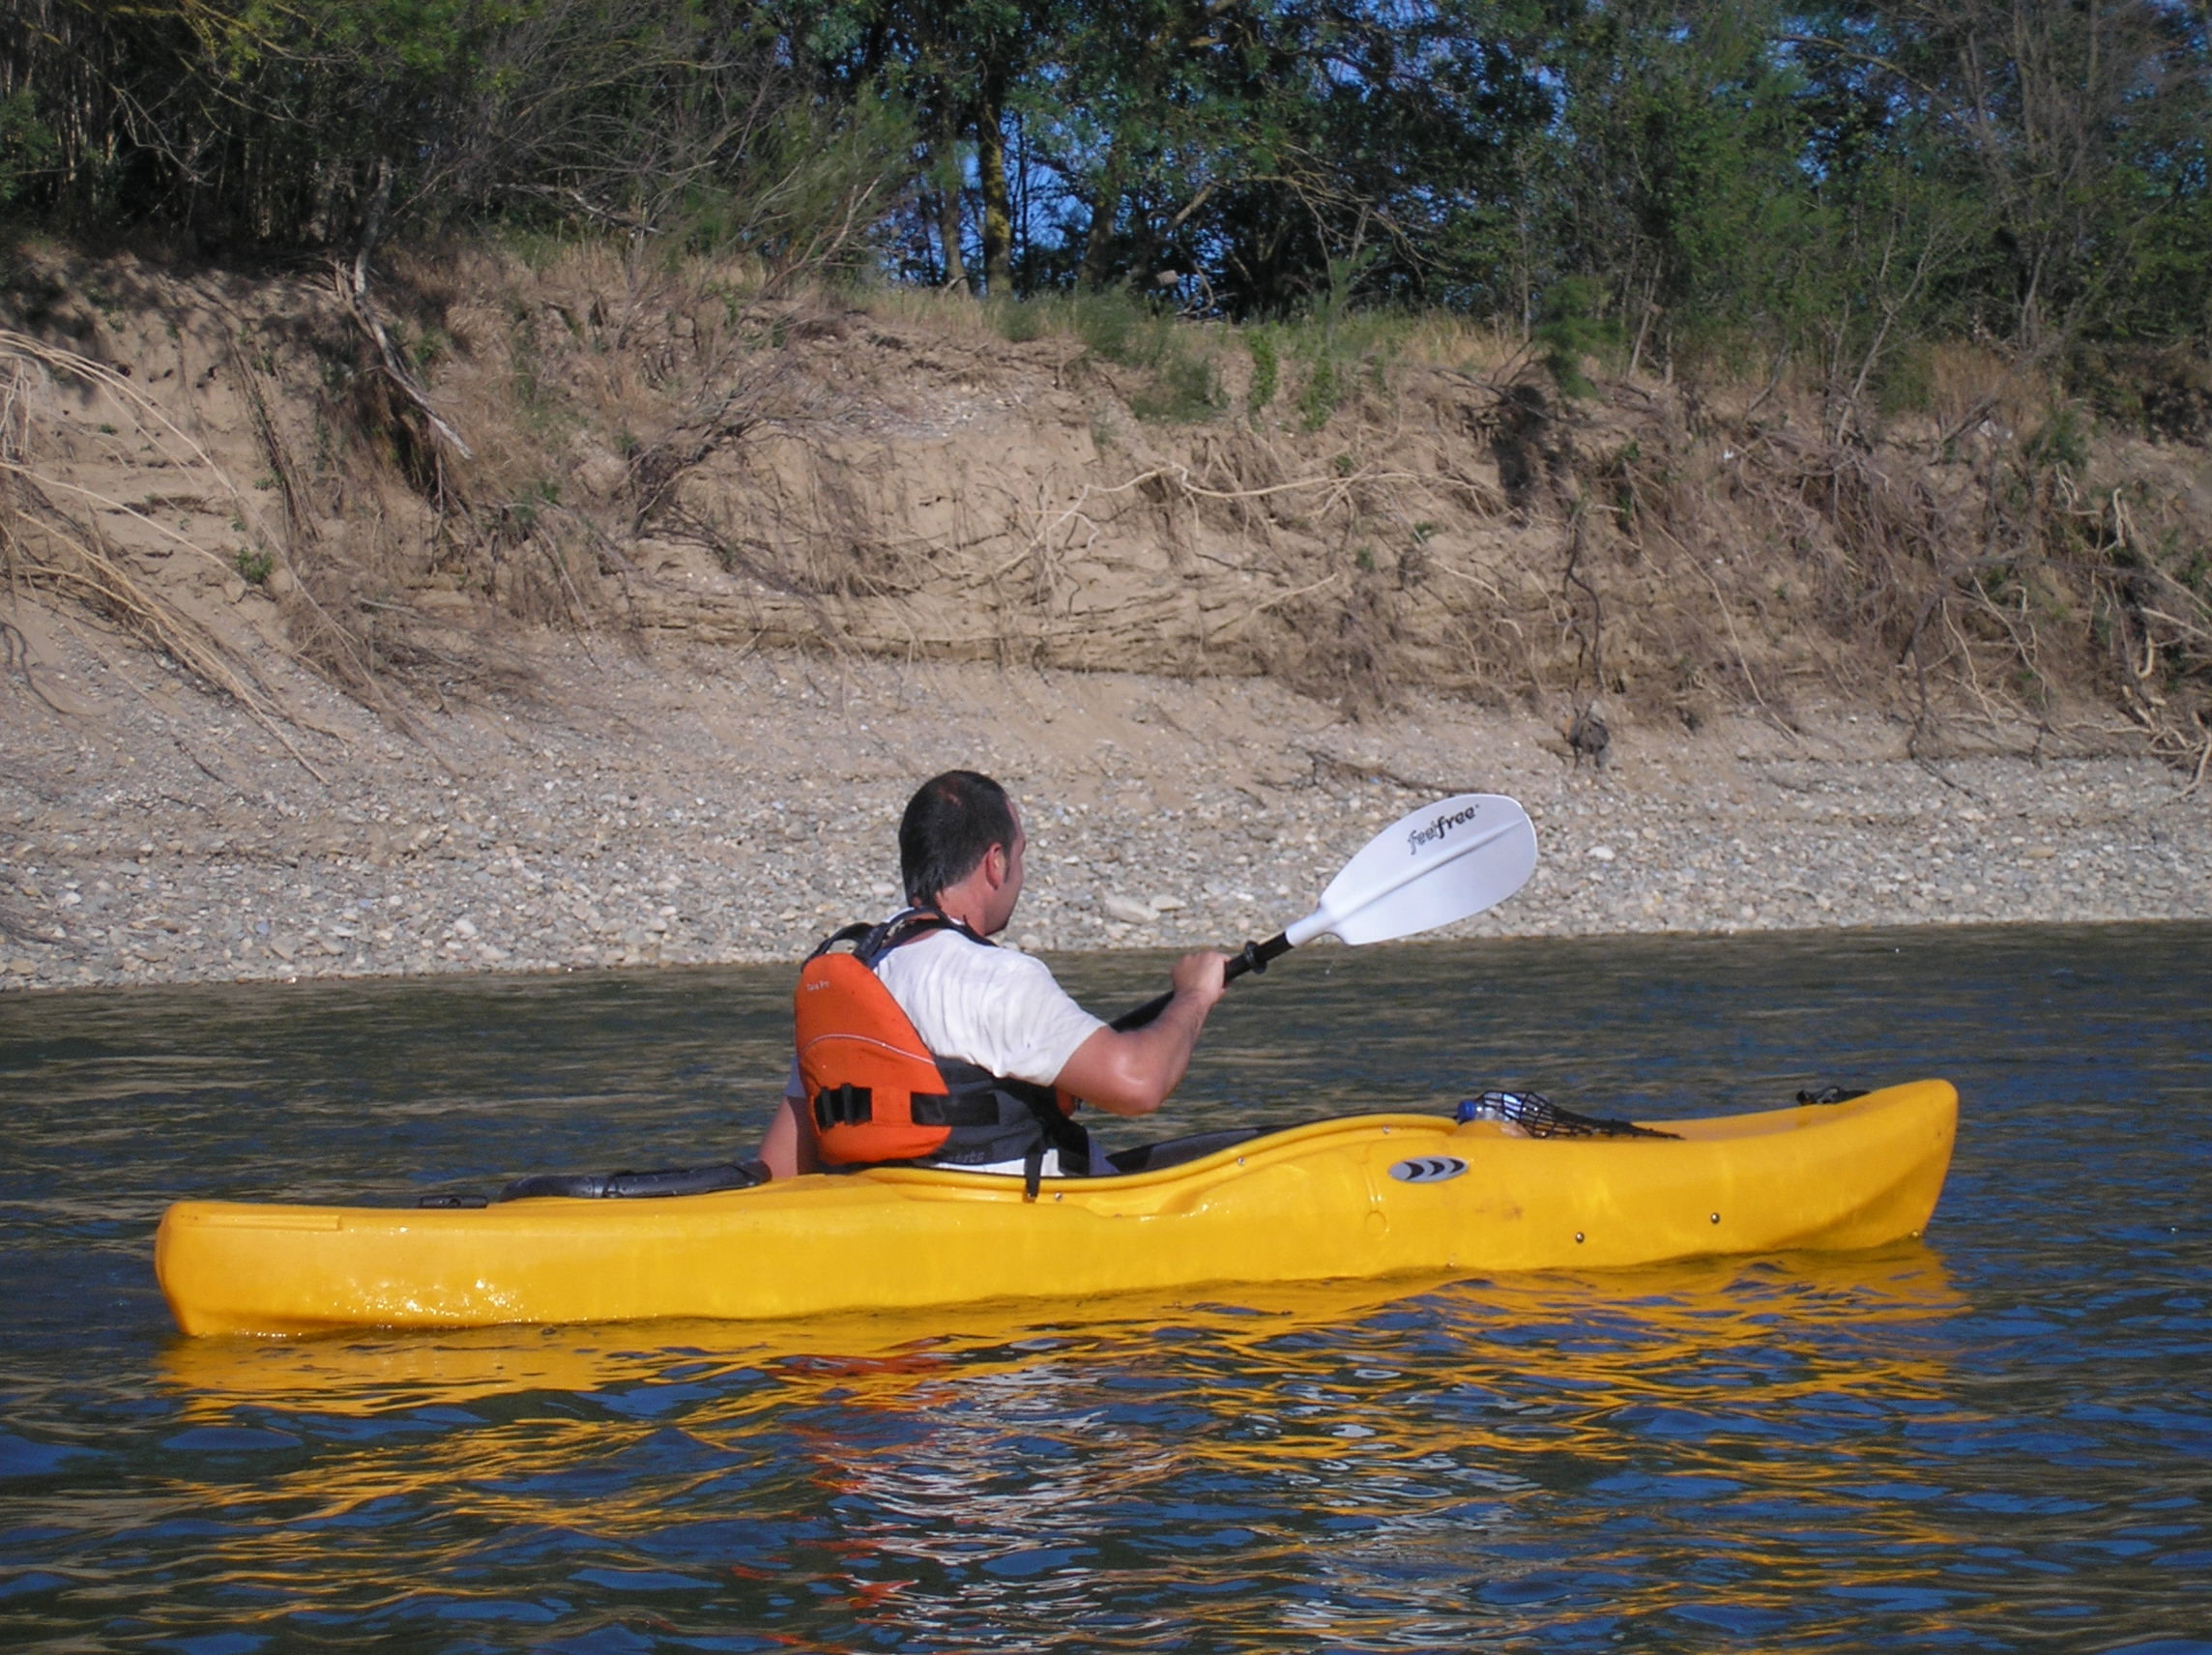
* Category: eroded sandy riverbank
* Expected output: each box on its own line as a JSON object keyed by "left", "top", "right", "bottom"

{"left": 3, "top": 608, "right": 2207, "bottom": 995}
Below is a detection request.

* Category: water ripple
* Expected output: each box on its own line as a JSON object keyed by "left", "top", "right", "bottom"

{"left": 1, "top": 923, "right": 2207, "bottom": 1650}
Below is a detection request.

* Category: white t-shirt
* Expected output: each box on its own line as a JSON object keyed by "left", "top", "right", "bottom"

{"left": 873, "top": 927, "right": 1104, "bottom": 1085}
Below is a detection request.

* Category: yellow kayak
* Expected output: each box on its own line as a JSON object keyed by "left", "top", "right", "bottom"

{"left": 155, "top": 1079, "right": 1957, "bottom": 1337}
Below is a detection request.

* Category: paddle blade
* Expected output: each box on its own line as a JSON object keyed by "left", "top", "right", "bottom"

{"left": 1288, "top": 794, "right": 1536, "bottom": 947}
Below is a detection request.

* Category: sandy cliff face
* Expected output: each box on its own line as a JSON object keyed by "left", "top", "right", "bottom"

{"left": 445, "top": 272, "right": 2211, "bottom": 755}
{"left": 8, "top": 242, "right": 2205, "bottom": 755}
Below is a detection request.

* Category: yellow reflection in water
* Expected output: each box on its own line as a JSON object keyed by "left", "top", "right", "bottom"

{"left": 154, "top": 1247, "right": 1965, "bottom": 1644}
{"left": 163, "top": 1247, "right": 1958, "bottom": 1411}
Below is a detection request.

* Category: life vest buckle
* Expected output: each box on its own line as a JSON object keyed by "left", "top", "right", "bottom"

{"left": 813, "top": 1082, "right": 874, "bottom": 1129}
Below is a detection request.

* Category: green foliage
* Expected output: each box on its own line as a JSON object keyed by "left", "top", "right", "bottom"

{"left": 1065, "top": 290, "right": 1149, "bottom": 364}
{"left": 1297, "top": 351, "right": 1343, "bottom": 431}
{"left": 1535, "top": 4, "right": 1814, "bottom": 352}
{"left": 676, "top": 93, "right": 914, "bottom": 280}
{"left": 1266, "top": 276, "right": 1410, "bottom": 432}
{"left": 1533, "top": 277, "right": 1616, "bottom": 400}
{"left": 2, "top": 0, "right": 2207, "bottom": 415}
{"left": 1876, "top": 346, "right": 1936, "bottom": 418}
{"left": 1245, "top": 329, "right": 1279, "bottom": 414}
{"left": 0, "top": 88, "right": 57, "bottom": 205}
{"left": 3, "top": 0, "right": 903, "bottom": 288}
{"left": 1127, "top": 347, "right": 1221, "bottom": 424}
{"left": 1071, "top": 292, "right": 1221, "bottom": 422}
{"left": 2023, "top": 407, "right": 2091, "bottom": 474}
{"left": 990, "top": 298, "right": 1052, "bottom": 343}
{"left": 989, "top": 290, "right": 1222, "bottom": 421}
{"left": 234, "top": 547, "right": 275, "bottom": 585}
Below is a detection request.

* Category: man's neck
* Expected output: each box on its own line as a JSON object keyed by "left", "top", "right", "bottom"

{"left": 926, "top": 894, "right": 994, "bottom": 936}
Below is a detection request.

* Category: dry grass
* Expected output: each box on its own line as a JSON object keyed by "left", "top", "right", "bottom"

{"left": 851, "top": 282, "right": 1008, "bottom": 341}
{"left": 0, "top": 330, "right": 335, "bottom": 772}
{"left": 1593, "top": 376, "right": 2212, "bottom": 767}
{"left": 1388, "top": 312, "right": 1528, "bottom": 376}
{"left": 1924, "top": 341, "right": 2035, "bottom": 439}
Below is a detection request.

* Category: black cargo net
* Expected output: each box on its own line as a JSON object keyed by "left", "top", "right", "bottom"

{"left": 1456, "top": 1090, "right": 1679, "bottom": 1140}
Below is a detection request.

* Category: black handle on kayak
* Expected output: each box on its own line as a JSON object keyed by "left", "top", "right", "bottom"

{"left": 1108, "top": 932, "right": 1293, "bottom": 1031}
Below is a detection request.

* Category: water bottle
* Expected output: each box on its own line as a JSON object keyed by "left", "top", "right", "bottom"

{"left": 1456, "top": 1089, "right": 1544, "bottom": 1126}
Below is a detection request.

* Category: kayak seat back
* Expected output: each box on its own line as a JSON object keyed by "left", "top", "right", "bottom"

{"left": 1106, "top": 1128, "right": 1264, "bottom": 1176}
{"left": 497, "top": 1162, "right": 764, "bottom": 1202}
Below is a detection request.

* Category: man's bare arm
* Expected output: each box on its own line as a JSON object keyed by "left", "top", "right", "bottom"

{"left": 757, "top": 1089, "right": 821, "bottom": 1178}
{"left": 1055, "top": 950, "right": 1229, "bottom": 1116}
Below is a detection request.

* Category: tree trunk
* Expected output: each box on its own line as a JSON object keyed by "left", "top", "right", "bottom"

{"left": 933, "top": 147, "right": 968, "bottom": 294}
{"left": 936, "top": 186, "right": 969, "bottom": 293}
{"left": 352, "top": 156, "right": 393, "bottom": 300}
{"left": 975, "top": 73, "right": 1011, "bottom": 297}
{"left": 1078, "top": 146, "right": 1122, "bottom": 291}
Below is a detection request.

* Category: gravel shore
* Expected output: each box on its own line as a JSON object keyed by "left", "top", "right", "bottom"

{"left": 4, "top": 612, "right": 2207, "bottom": 995}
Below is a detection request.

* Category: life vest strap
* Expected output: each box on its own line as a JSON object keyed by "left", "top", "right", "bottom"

{"left": 913, "top": 1092, "right": 1007, "bottom": 1128}
{"left": 848, "top": 907, "right": 988, "bottom": 968}
{"left": 813, "top": 1083, "right": 1005, "bottom": 1131}
{"left": 805, "top": 922, "right": 879, "bottom": 963}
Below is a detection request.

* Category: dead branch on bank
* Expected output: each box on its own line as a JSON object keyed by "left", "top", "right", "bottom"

{"left": 0, "top": 334, "right": 335, "bottom": 776}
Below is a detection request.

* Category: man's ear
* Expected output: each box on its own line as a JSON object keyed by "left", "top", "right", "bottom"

{"left": 981, "top": 842, "right": 1009, "bottom": 887}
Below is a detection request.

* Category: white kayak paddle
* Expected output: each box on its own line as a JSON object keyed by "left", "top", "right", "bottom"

{"left": 1110, "top": 792, "right": 1538, "bottom": 1031}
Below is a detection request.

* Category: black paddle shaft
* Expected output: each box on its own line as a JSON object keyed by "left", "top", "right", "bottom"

{"left": 1107, "top": 932, "right": 1293, "bottom": 1031}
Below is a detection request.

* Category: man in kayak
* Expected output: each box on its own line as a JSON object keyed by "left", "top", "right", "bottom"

{"left": 757, "top": 769, "right": 1228, "bottom": 1178}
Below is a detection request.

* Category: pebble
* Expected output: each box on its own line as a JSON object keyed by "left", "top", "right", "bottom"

{"left": 2, "top": 632, "right": 2207, "bottom": 997}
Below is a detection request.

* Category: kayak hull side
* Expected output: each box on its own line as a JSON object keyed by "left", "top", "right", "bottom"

{"left": 156, "top": 1079, "right": 1958, "bottom": 1336}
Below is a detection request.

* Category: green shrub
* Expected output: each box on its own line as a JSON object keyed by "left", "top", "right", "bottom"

{"left": 1129, "top": 348, "right": 1222, "bottom": 423}
{"left": 1876, "top": 344, "right": 1936, "bottom": 416}
{"left": 1024, "top": 290, "right": 1224, "bottom": 423}
{"left": 1533, "top": 276, "right": 1619, "bottom": 400}
{"left": 1246, "top": 328, "right": 1279, "bottom": 413}
{"left": 991, "top": 299, "right": 1051, "bottom": 343}
{"left": 1275, "top": 297, "right": 1410, "bottom": 431}
{"left": 0, "top": 89, "right": 56, "bottom": 205}
{"left": 2023, "top": 406, "right": 2090, "bottom": 472}
{"left": 1070, "top": 290, "right": 1147, "bottom": 363}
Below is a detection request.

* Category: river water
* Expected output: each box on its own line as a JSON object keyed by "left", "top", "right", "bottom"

{"left": 2, "top": 923, "right": 2207, "bottom": 1652}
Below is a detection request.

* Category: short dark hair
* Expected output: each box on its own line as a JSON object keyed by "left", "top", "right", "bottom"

{"left": 900, "top": 770, "right": 1016, "bottom": 906}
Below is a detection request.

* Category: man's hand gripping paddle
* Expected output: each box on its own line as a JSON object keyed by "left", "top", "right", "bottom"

{"left": 1110, "top": 793, "right": 1539, "bottom": 1031}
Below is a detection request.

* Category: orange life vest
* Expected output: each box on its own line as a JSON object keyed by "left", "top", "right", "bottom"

{"left": 795, "top": 913, "right": 1090, "bottom": 1183}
